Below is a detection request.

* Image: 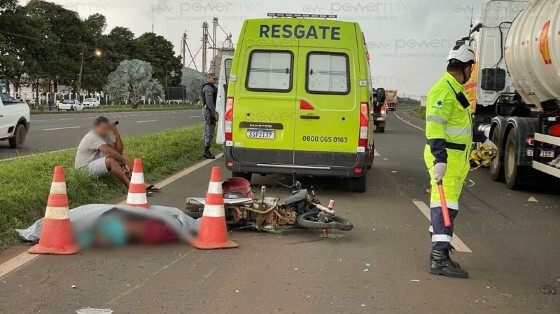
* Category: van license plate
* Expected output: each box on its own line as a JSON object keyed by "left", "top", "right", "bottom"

{"left": 247, "top": 129, "right": 275, "bottom": 139}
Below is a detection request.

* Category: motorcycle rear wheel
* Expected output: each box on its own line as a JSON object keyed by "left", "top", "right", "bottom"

{"left": 296, "top": 212, "right": 353, "bottom": 231}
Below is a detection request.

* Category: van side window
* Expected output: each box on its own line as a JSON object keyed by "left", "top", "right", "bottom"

{"left": 246, "top": 51, "right": 293, "bottom": 92}
{"left": 306, "top": 53, "right": 350, "bottom": 95}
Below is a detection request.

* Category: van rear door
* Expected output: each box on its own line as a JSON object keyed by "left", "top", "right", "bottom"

{"left": 293, "top": 47, "right": 359, "bottom": 166}
{"left": 232, "top": 48, "right": 299, "bottom": 165}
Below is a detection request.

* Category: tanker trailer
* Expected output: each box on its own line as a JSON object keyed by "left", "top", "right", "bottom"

{"left": 467, "top": 0, "right": 560, "bottom": 189}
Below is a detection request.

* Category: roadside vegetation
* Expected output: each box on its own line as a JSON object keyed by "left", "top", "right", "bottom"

{"left": 31, "top": 103, "right": 199, "bottom": 115}
{"left": 0, "top": 124, "right": 221, "bottom": 250}
{"left": 410, "top": 107, "right": 427, "bottom": 120}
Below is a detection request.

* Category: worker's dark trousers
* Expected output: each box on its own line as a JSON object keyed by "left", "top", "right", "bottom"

{"left": 429, "top": 207, "right": 459, "bottom": 250}
{"left": 202, "top": 110, "right": 215, "bottom": 148}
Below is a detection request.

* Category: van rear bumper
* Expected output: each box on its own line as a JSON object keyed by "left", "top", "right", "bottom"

{"left": 224, "top": 147, "right": 368, "bottom": 178}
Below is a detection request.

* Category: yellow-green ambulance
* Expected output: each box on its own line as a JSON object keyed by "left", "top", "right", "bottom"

{"left": 224, "top": 14, "right": 374, "bottom": 192}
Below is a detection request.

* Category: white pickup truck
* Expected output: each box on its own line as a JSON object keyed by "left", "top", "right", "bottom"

{"left": 0, "top": 94, "right": 30, "bottom": 149}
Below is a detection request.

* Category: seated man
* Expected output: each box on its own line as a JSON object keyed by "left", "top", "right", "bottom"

{"left": 75, "top": 117, "right": 133, "bottom": 188}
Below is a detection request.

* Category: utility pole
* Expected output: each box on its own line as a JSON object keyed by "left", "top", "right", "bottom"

{"left": 202, "top": 22, "right": 209, "bottom": 73}
{"left": 212, "top": 17, "right": 218, "bottom": 73}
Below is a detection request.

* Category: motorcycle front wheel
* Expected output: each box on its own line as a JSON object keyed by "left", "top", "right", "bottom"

{"left": 296, "top": 212, "right": 353, "bottom": 231}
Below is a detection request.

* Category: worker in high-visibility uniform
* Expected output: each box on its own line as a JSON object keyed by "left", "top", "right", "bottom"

{"left": 424, "top": 44, "right": 497, "bottom": 278}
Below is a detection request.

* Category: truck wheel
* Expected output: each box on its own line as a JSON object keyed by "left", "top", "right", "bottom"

{"left": 504, "top": 128, "right": 526, "bottom": 189}
{"left": 489, "top": 130, "right": 504, "bottom": 182}
{"left": 232, "top": 172, "right": 252, "bottom": 182}
{"left": 9, "top": 123, "right": 27, "bottom": 149}
{"left": 349, "top": 173, "right": 367, "bottom": 193}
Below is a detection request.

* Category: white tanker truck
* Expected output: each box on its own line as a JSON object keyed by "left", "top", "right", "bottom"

{"left": 466, "top": 0, "right": 560, "bottom": 189}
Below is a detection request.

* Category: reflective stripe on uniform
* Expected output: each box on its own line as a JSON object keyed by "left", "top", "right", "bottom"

{"left": 432, "top": 234, "right": 452, "bottom": 242}
{"left": 427, "top": 115, "right": 447, "bottom": 125}
{"left": 430, "top": 201, "right": 459, "bottom": 210}
{"left": 445, "top": 127, "right": 471, "bottom": 135}
{"left": 429, "top": 225, "right": 434, "bottom": 233}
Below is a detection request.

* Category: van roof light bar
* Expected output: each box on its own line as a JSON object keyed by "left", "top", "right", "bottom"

{"left": 267, "top": 13, "right": 338, "bottom": 19}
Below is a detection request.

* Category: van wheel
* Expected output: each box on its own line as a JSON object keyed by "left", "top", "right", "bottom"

{"left": 9, "top": 123, "right": 27, "bottom": 149}
{"left": 349, "top": 173, "right": 367, "bottom": 193}
{"left": 232, "top": 172, "right": 252, "bottom": 182}
{"left": 378, "top": 126, "right": 385, "bottom": 133}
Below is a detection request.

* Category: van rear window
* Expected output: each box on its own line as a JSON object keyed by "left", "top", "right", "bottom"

{"left": 306, "top": 53, "right": 350, "bottom": 95}
{"left": 246, "top": 51, "right": 292, "bottom": 92}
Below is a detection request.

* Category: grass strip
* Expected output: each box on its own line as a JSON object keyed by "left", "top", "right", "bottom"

{"left": 409, "top": 107, "right": 426, "bottom": 120}
{"left": 0, "top": 124, "right": 220, "bottom": 250}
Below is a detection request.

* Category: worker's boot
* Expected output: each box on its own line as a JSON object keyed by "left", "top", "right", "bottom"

{"left": 430, "top": 249, "right": 469, "bottom": 278}
{"left": 203, "top": 146, "right": 215, "bottom": 159}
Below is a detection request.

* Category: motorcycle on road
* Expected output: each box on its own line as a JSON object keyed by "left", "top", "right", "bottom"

{"left": 185, "top": 179, "right": 353, "bottom": 232}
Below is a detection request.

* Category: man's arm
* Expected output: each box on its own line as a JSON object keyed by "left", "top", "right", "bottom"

{"left": 98, "top": 144, "right": 128, "bottom": 169}
{"left": 204, "top": 85, "right": 217, "bottom": 116}
{"left": 426, "top": 89, "right": 454, "bottom": 164}
{"left": 109, "top": 125, "right": 123, "bottom": 154}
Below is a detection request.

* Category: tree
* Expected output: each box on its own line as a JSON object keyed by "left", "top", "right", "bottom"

{"left": 134, "top": 33, "right": 182, "bottom": 86}
{"left": 104, "top": 59, "right": 164, "bottom": 108}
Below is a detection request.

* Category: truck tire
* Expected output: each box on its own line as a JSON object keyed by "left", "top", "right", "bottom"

{"left": 489, "top": 129, "right": 504, "bottom": 182}
{"left": 349, "top": 172, "right": 367, "bottom": 193}
{"left": 232, "top": 172, "right": 252, "bottom": 182}
{"left": 504, "top": 128, "right": 526, "bottom": 189}
{"left": 9, "top": 123, "right": 27, "bottom": 149}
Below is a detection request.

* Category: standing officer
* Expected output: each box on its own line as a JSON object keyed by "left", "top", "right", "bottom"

{"left": 202, "top": 73, "right": 218, "bottom": 159}
{"left": 424, "top": 44, "right": 497, "bottom": 278}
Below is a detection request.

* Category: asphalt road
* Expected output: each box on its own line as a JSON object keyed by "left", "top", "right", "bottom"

{"left": 1, "top": 110, "right": 559, "bottom": 313}
{"left": 0, "top": 110, "right": 204, "bottom": 160}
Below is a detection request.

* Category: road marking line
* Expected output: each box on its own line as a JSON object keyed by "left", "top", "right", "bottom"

{"left": 106, "top": 249, "right": 196, "bottom": 305}
{"left": 394, "top": 111, "right": 425, "bottom": 131}
{"left": 42, "top": 126, "right": 82, "bottom": 131}
{"left": 374, "top": 149, "right": 380, "bottom": 157}
{"left": 0, "top": 155, "right": 223, "bottom": 278}
{"left": 149, "top": 153, "right": 224, "bottom": 191}
{"left": 198, "top": 267, "right": 216, "bottom": 284}
{"left": 0, "top": 251, "right": 39, "bottom": 279}
{"left": 412, "top": 200, "right": 472, "bottom": 253}
{"left": 190, "top": 115, "right": 201, "bottom": 118}
{"left": 136, "top": 120, "right": 158, "bottom": 123}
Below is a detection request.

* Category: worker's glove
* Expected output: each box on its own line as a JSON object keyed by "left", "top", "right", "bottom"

{"left": 483, "top": 139, "right": 498, "bottom": 150}
{"left": 433, "top": 163, "right": 447, "bottom": 183}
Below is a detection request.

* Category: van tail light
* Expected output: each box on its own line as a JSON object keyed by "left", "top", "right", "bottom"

{"left": 359, "top": 102, "right": 368, "bottom": 149}
{"left": 225, "top": 97, "right": 234, "bottom": 142}
{"left": 381, "top": 105, "right": 387, "bottom": 116}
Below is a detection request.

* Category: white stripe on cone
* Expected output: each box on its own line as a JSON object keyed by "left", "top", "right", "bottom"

{"left": 130, "top": 172, "right": 145, "bottom": 184}
{"left": 127, "top": 192, "right": 147, "bottom": 205}
{"left": 203, "top": 204, "right": 225, "bottom": 217}
{"left": 44, "top": 206, "right": 70, "bottom": 219}
{"left": 207, "top": 182, "right": 222, "bottom": 194}
{"left": 50, "top": 182, "right": 67, "bottom": 194}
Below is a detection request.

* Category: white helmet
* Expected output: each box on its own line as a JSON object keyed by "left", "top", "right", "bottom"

{"left": 447, "top": 44, "right": 475, "bottom": 64}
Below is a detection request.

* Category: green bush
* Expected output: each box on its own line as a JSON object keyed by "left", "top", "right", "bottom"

{"left": 0, "top": 124, "right": 221, "bottom": 249}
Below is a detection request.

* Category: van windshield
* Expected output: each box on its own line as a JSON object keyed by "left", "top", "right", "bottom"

{"left": 246, "top": 51, "right": 292, "bottom": 92}
{"left": 306, "top": 53, "right": 350, "bottom": 95}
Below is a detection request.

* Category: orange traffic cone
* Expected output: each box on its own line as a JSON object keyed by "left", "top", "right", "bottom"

{"left": 28, "top": 166, "right": 79, "bottom": 255}
{"left": 126, "top": 158, "right": 148, "bottom": 209}
{"left": 190, "top": 166, "right": 238, "bottom": 250}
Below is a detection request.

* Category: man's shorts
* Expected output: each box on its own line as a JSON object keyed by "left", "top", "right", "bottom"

{"left": 87, "top": 157, "right": 110, "bottom": 176}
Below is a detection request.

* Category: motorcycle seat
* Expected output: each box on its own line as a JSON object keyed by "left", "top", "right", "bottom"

{"left": 283, "top": 190, "right": 307, "bottom": 206}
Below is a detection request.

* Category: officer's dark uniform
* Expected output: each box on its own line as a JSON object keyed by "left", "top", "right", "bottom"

{"left": 202, "top": 81, "right": 218, "bottom": 158}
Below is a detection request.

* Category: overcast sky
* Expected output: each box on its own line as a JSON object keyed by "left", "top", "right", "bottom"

{"left": 23, "top": 0, "right": 495, "bottom": 97}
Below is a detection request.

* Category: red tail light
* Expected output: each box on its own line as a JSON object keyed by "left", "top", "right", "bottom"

{"left": 359, "top": 102, "right": 368, "bottom": 149}
{"left": 225, "top": 97, "right": 234, "bottom": 143}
